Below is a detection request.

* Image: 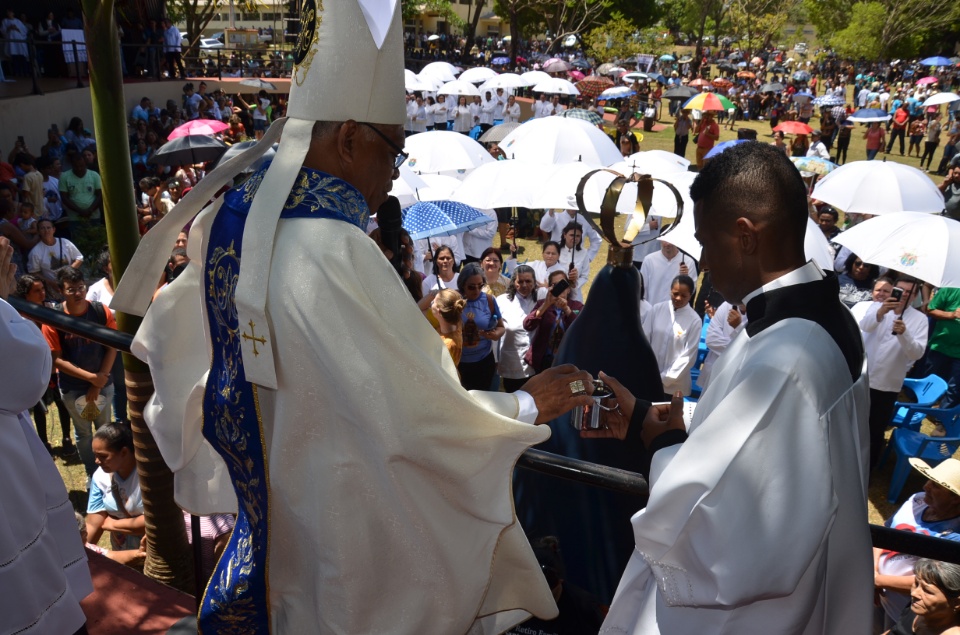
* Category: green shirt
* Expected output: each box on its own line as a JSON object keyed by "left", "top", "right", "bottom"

{"left": 59, "top": 168, "right": 102, "bottom": 220}
{"left": 928, "top": 287, "right": 960, "bottom": 359}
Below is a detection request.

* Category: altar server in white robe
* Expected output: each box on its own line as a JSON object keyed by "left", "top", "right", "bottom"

{"left": 643, "top": 274, "right": 702, "bottom": 397}
{"left": 111, "top": 3, "right": 598, "bottom": 634}
{"left": 640, "top": 239, "right": 698, "bottom": 305}
{"left": 582, "top": 142, "right": 872, "bottom": 635}
{"left": 557, "top": 222, "right": 594, "bottom": 304}
{"left": 0, "top": 237, "right": 92, "bottom": 635}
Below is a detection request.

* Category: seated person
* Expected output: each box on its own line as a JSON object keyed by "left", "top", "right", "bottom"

{"left": 875, "top": 458, "right": 960, "bottom": 629}
{"left": 85, "top": 422, "right": 145, "bottom": 551}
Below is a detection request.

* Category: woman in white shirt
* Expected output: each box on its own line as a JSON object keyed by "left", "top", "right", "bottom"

{"left": 496, "top": 265, "right": 538, "bottom": 393}
{"left": 527, "top": 241, "right": 564, "bottom": 297}
{"left": 454, "top": 96, "right": 473, "bottom": 134}
{"left": 503, "top": 95, "right": 522, "bottom": 123}
{"left": 424, "top": 96, "right": 437, "bottom": 131}
{"left": 411, "top": 96, "right": 427, "bottom": 134}
{"left": 421, "top": 245, "right": 460, "bottom": 296}
{"left": 557, "top": 221, "right": 592, "bottom": 303}
{"left": 643, "top": 274, "right": 702, "bottom": 397}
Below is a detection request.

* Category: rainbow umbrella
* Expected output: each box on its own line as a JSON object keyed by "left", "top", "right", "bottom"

{"left": 682, "top": 92, "right": 735, "bottom": 112}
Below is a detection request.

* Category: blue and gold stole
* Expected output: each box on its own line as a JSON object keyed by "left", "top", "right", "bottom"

{"left": 198, "top": 165, "right": 369, "bottom": 634}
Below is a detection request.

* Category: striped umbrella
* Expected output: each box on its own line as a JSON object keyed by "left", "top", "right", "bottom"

{"left": 575, "top": 77, "right": 614, "bottom": 99}
{"left": 682, "top": 92, "right": 735, "bottom": 112}
{"left": 559, "top": 108, "right": 604, "bottom": 125}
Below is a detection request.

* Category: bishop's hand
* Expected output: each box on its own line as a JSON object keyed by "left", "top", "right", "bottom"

{"left": 523, "top": 364, "right": 595, "bottom": 425}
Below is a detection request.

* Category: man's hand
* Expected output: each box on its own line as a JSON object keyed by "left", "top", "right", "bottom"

{"left": 892, "top": 319, "right": 906, "bottom": 335}
{"left": 88, "top": 371, "right": 109, "bottom": 389}
{"left": 0, "top": 237, "right": 15, "bottom": 300}
{"left": 727, "top": 307, "right": 742, "bottom": 328}
{"left": 523, "top": 364, "right": 595, "bottom": 425}
{"left": 878, "top": 297, "right": 898, "bottom": 318}
{"left": 580, "top": 371, "right": 637, "bottom": 440}
{"left": 85, "top": 385, "right": 102, "bottom": 407}
{"left": 568, "top": 268, "right": 579, "bottom": 285}
{"left": 640, "top": 392, "right": 686, "bottom": 447}
{"left": 678, "top": 262, "right": 690, "bottom": 276}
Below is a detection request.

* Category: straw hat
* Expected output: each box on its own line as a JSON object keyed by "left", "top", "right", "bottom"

{"left": 910, "top": 458, "right": 960, "bottom": 497}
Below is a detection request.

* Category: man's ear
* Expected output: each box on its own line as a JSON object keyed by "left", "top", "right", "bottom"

{"left": 336, "top": 120, "right": 360, "bottom": 166}
{"left": 735, "top": 217, "right": 761, "bottom": 255}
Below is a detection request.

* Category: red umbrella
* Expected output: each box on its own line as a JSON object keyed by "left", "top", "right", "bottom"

{"left": 736, "top": 71, "right": 756, "bottom": 79}
{"left": 689, "top": 78, "right": 711, "bottom": 88}
{"left": 773, "top": 121, "right": 814, "bottom": 135}
{"left": 168, "top": 119, "right": 230, "bottom": 139}
{"left": 712, "top": 78, "right": 733, "bottom": 89}
{"left": 575, "top": 77, "right": 615, "bottom": 99}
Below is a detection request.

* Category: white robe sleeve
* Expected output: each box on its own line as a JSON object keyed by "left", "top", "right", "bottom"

{"left": 634, "top": 361, "right": 838, "bottom": 609}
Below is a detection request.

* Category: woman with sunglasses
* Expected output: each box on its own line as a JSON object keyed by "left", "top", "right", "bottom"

{"left": 457, "top": 263, "right": 504, "bottom": 390}
{"left": 838, "top": 252, "right": 880, "bottom": 308}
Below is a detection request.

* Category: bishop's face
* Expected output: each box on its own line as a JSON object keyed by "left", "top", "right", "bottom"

{"left": 354, "top": 123, "right": 403, "bottom": 213}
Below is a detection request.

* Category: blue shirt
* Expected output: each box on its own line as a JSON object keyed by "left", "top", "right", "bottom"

{"left": 460, "top": 292, "right": 501, "bottom": 363}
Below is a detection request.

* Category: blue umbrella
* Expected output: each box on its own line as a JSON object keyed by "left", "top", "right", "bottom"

{"left": 848, "top": 108, "right": 891, "bottom": 123}
{"left": 647, "top": 73, "right": 667, "bottom": 84}
{"left": 401, "top": 200, "right": 494, "bottom": 240}
{"left": 793, "top": 70, "right": 811, "bottom": 81}
{"left": 705, "top": 139, "right": 749, "bottom": 159}
{"left": 660, "top": 54, "right": 675, "bottom": 61}
{"left": 920, "top": 56, "right": 953, "bottom": 67}
{"left": 492, "top": 56, "right": 510, "bottom": 65}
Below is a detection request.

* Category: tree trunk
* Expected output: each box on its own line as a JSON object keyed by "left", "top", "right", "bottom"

{"left": 80, "top": 0, "right": 195, "bottom": 594}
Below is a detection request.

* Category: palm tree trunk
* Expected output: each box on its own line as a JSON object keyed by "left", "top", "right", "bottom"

{"left": 80, "top": 0, "right": 194, "bottom": 593}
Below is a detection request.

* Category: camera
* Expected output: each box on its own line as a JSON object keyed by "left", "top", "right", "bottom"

{"left": 890, "top": 287, "right": 903, "bottom": 303}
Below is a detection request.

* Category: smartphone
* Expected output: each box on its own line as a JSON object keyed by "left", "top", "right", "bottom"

{"left": 890, "top": 287, "right": 903, "bottom": 302}
{"left": 551, "top": 279, "right": 570, "bottom": 297}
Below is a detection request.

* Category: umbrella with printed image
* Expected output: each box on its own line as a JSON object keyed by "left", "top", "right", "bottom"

{"left": 811, "top": 160, "right": 945, "bottom": 215}
{"left": 401, "top": 200, "right": 494, "bottom": 240}
{"left": 790, "top": 156, "right": 838, "bottom": 176}
{"left": 682, "top": 92, "right": 735, "bottom": 112}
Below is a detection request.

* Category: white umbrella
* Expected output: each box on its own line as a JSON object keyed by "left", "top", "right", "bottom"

{"left": 599, "top": 86, "right": 634, "bottom": 99}
{"left": 239, "top": 78, "right": 277, "bottom": 90}
{"left": 520, "top": 70, "right": 552, "bottom": 86}
{"left": 452, "top": 160, "right": 559, "bottom": 209}
{"left": 804, "top": 217, "right": 835, "bottom": 271}
{"left": 621, "top": 72, "right": 648, "bottom": 84}
{"left": 405, "top": 75, "right": 435, "bottom": 92}
{"left": 404, "top": 69, "right": 417, "bottom": 84}
{"left": 533, "top": 77, "right": 580, "bottom": 96}
{"left": 403, "top": 131, "right": 494, "bottom": 174}
{"left": 833, "top": 212, "right": 960, "bottom": 287}
{"left": 479, "top": 73, "right": 527, "bottom": 91}
{"left": 420, "top": 61, "right": 459, "bottom": 82}
{"left": 811, "top": 160, "right": 945, "bottom": 215}
{"left": 390, "top": 171, "right": 458, "bottom": 207}
{"left": 499, "top": 117, "right": 621, "bottom": 165}
{"left": 922, "top": 92, "right": 960, "bottom": 107}
{"left": 616, "top": 150, "right": 691, "bottom": 175}
{"left": 416, "top": 73, "right": 445, "bottom": 91}
{"left": 458, "top": 67, "right": 498, "bottom": 83}
{"left": 437, "top": 80, "right": 482, "bottom": 98}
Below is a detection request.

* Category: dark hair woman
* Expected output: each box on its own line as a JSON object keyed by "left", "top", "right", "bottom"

{"left": 456, "top": 262, "right": 504, "bottom": 390}
{"left": 523, "top": 270, "right": 583, "bottom": 374}
{"left": 497, "top": 264, "right": 538, "bottom": 392}
{"left": 84, "top": 422, "right": 145, "bottom": 551}
{"left": 838, "top": 252, "right": 880, "bottom": 308}
{"left": 421, "top": 244, "right": 459, "bottom": 297}
{"left": 479, "top": 246, "right": 511, "bottom": 297}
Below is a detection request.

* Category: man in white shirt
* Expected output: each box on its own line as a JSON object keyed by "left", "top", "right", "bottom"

{"left": 161, "top": 18, "right": 184, "bottom": 79}
{"left": 640, "top": 240, "right": 697, "bottom": 306}
{"left": 404, "top": 94, "right": 417, "bottom": 137}
{"left": 503, "top": 95, "right": 521, "bottom": 123}
{"left": 539, "top": 208, "right": 601, "bottom": 262}
{"left": 806, "top": 129, "right": 831, "bottom": 160}
{"left": 534, "top": 93, "right": 552, "bottom": 118}
{"left": 492, "top": 88, "right": 506, "bottom": 122}
{"left": 461, "top": 208, "right": 498, "bottom": 263}
{"left": 550, "top": 95, "right": 565, "bottom": 116}
{"left": 852, "top": 277, "right": 928, "bottom": 470}
{"left": 479, "top": 91, "right": 497, "bottom": 134}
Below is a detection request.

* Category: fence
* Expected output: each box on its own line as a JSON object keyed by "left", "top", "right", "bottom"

{"left": 11, "top": 295, "right": 960, "bottom": 568}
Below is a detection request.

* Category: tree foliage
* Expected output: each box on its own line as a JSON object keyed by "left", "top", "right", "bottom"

{"left": 583, "top": 14, "right": 665, "bottom": 61}
{"left": 401, "top": 0, "right": 465, "bottom": 31}
{"left": 828, "top": 1, "right": 886, "bottom": 59}
{"left": 728, "top": 0, "right": 801, "bottom": 56}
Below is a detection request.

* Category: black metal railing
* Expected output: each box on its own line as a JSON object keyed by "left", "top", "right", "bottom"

{"left": 11, "top": 295, "right": 960, "bottom": 567}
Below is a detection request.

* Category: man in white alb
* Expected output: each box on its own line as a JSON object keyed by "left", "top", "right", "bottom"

{"left": 640, "top": 239, "right": 698, "bottom": 305}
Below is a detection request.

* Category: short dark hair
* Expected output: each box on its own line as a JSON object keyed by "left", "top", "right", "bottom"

{"left": 479, "top": 246, "right": 502, "bottom": 265}
{"left": 818, "top": 206, "right": 839, "bottom": 221}
{"left": 843, "top": 252, "right": 879, "bottom": 278}
{"left": 457, "top": 263, "right": 484, "bottom": 294}
{"left": 690, "top": 141, "right": 807, "bottom": 245}
{"left": 57, "top": 266, "right": 84, "bottom": 287}
{"left": 94, "top": 421, "right": 134, "bottom": 453}
{"left": 15, "top": 273, "right": 43, "bottom": 298}
{"left": 672, "top": 274, "right": 696, "bottom": 294}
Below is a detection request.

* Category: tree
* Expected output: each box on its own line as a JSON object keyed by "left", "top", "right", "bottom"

{"left": 828, "top": 1, "right": 886, "bottom": 59}
{"left": 583, "top": 15, "right": 665, "bottom": 61}
{"left": 166, "top": 0, "right": 264, "bottom": 48}
{"left": 401, "top": 0, "right": 464, "bottom": 36}
{"left": 82, "top": 0, "right": 194, "bottom": 593}
{"left": 728, "top": 0, "right": 802, "bottom": 57}
{"left": 492, "top": 0, "right": 610, "bottom": 60}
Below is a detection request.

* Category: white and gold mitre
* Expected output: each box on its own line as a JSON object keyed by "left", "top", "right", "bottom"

{"left": 113, "top": 0, "right": 405, "bottom": 388}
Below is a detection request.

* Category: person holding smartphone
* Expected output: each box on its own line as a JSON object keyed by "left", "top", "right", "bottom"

{"left": 852, "top": 276, "right": 928, "bottom": 470}
{"left": 523, "top": 271, "right": 583, "bottom": 374}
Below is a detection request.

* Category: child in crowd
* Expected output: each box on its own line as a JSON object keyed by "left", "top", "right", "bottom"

{"left": 16, "top": 201, "right": 38, "bottom": 237}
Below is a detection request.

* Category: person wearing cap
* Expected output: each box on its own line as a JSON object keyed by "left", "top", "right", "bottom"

{"left": 585, "top": 143, "right": 871, "bottom": 634}
{"left": 116, "top": 2, "right": 594, "bottom": 633}
{"left": 806, "top": 129, "right": 831, "bottom": 160}
{"left": 874, "top": 458, "right": 960, "bottom": 627}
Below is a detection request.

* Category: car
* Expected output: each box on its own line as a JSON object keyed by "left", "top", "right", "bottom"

{"left": 200, "top": 38, "right": 224, "bottom": 49}
{"left": 794, "top": 42, "right": 808, "bottom": 53}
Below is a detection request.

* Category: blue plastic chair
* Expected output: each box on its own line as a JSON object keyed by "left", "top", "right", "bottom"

{"left": 890, "top": 375, "right": 949, "bottom": 431}
{"left": 879, "top": 403, "right": 960, "bottom": 503}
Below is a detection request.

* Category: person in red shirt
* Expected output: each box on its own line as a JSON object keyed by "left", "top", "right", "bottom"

{"left": 695, "top": 111, "right": 720, "bottom": 169}
{"left": 887, "top": 103, "right": 910, "bottom": 155}
{"left": 41, "top": 266, "right": 118, "bottom": 476}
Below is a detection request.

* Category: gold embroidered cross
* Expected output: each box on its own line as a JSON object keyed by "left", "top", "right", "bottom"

{"left": 242, "top": 320, "right": 267, "bottom": 356}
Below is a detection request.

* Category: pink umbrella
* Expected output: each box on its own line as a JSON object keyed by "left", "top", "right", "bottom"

{"left": 168, "top": 119, "right": 230, "bottom": 139}
{"left": 568, "top": 70, "right": 585, "bottom": 81}
{"left": 916, "top": 76, "right": 939, "bottom": 86}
